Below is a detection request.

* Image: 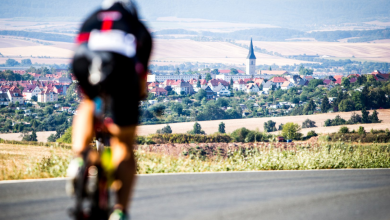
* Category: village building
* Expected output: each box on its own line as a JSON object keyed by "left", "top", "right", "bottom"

{"left": 7, "top": 86, "right": 24, "bottom": 104}
{"left": 270, "top": 77, "right": 288, "bottom": 88}
{"left": 281, "top": 81, "right": 295, "bottom": 90}
{"left": 245, "top": 83, "right": 260, "bottom": 93}
{"left": 246, "top": 38, "right": 256, "bottom": 75}
{"left": 150, "top": 87, "right": 168, "bottom": 96}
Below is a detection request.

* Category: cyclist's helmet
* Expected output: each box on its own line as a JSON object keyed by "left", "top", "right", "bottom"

{"left": 72, "top": 0, "right": 149, "bottom": 99}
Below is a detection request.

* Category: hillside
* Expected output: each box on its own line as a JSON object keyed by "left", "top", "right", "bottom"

{"left": 0, "top": 0, "right": 389, "bottom": 29}
{"left": 137, "top": 109, "right": 390, "bottom": 136}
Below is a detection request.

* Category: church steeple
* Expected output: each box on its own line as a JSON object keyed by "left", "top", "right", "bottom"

{"left": 246, "top": 38, "right": 256, "bottom": 59}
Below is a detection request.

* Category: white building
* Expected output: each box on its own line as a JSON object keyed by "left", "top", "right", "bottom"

{"left": 147, "top": 74, "right": 208, "bottom": 83}
{"left": 246, "top": 38, "right": 256, "bottom": 75}
{"left": 22, "top": 85, "right": 41, "bottom": 100}
{"left": 245, "top": 83, "right": 260, "bottom": 93}
{"left": 215, "top": 74, "right": 253, "bottom": 82}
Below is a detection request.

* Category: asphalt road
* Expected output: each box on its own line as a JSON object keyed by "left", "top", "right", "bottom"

{"left": 1, "top": 169, "right": 390, "bottom": 220}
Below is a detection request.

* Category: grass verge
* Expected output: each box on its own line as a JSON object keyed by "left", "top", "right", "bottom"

{"left": 1, "top": 141, "right": 389, "bottom": 180}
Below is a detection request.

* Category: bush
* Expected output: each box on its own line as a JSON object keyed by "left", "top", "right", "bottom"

{"left": 156, "top": 125, "right": 172, "bottom": 134}
{"left": 231, "top": 127, "right": 250, "bottom": 142}
{"left": 187, "top": 122, "right": 206, "bottom": 135}
{"left": 145, "top": 133, "right": 232, "bottom": 144}
{"left": 282, "top": 122, "right": 302, "bottom": 140}
{"left": 339, "top": 126, "right": 349, "bottom": 134}
{"left": 302, "top": 119, "right": 316, "bottom": 128}
{"left": 358, "top": 126, "right": 365, "bottom": 135}
{"left": 56, "top": 127, "right": 72, "bottom": 144}
{"left": 264, "top": 120, "right": 277, "bottom": 132}
{"left": 306, "top": 130, "right": 318, "bottom": 138}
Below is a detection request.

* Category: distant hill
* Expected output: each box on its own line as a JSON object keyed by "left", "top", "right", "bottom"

{"left": 0, "top": 0, "right": 389, "bottom": 29}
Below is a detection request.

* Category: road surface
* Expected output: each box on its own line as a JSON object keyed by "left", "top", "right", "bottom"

{"left": 0, "top": 169, "right": 390, "bottom": 220}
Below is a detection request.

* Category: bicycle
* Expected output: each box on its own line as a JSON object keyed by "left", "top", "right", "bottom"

{"left": 67, "top": 50, "right": 117, "bottom": 220}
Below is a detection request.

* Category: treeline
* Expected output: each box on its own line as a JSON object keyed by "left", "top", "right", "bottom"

{"left": 0, "top": 31, "right": 74, "bottom": 43}
{"left": 152, "top": 28, "right": 390, "bottom": 42}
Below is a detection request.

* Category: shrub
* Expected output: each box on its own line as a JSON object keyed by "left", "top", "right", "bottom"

{"left": 156, "top": 125, "right": 172, "bottom": 134}
{"left": 339, "top": 126, "right": 349, "bottom": 134}
{"left": 231, "top": 127, "right": 250, "bottom": 142}
{"left": 56, "top": 127, "right": 72, "bottom": 144}
{"left": 306, "top": 130, "right": 318, "bottom": 138}
{"left": 218, "top": 122, "right": 226, "bottom": 133}
{"left": 264, "top": 120, "right": 277, "bottom": 132}
{"left": 358, "top": 126, "right": 365, "bottom": 135}
{"left": 282, "top": 122, "right": 302, "bottom": 140}
{"left": 187, "top": 122, "right": 206, "bottom": 135}
{"left": 302, "top": 119, "right": 316, "bottom": 128}
{"left": 146, "top": 133, "right": 232, "bottom": 144}
{"left": 245, "top": 131, "right": 264, "bottom": 142}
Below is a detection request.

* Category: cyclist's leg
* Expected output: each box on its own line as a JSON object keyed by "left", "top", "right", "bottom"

{"left": 107, "top": 123, "right": 137, "bottom": 210}
{"left": 72, "top": 98, "right": 95, "bottom": 155}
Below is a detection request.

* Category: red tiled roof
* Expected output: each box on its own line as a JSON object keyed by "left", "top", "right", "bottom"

{"left": 270, "top": 77, "right": 287, "bottom": 83}
{"left": 209, "top": 79, "right": 229, "bottom": 86}
{"left": 150, "top": 87, "right": 168, "bottom": 93}
{"left": 335, "top": 78, "right": 342, "bottom": 84}
{"left": 334, "top": 75, "right": 343, "bottom": 79}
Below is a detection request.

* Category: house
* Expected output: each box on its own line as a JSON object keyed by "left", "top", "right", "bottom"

{"left": 22, "top": 85, "right": 41, "bottom": 100}
{"left": 253, "top": 78, "right": 265, "bottom": 88}
{"left": 208, "top": 79, "right": 229, "bottom": 88}
{"left": 257, "top": 70, "right": 289, "bottom": 75}
{"left": 270, "top": 77, "right": 287, "bottom": 88}
{"left": 245, "top": 83, "right": 260, "bottom": 93}
{"left": 171, "top": 80, "right": 195, "bottom": 95}
{"left": 218, "top": 69, "right": 245, "bottom": 74}
{"left": 7, "top": 86, "right": 24, "bottom": 104}
{"left": 239, "top": 104, "right": 248, "bottom": 111}
{"left": 148, "top": 100, "right": 158, "bottom": 105}
{"left": 262, "top": 81, "right": 275, "bottom": 92}
{"left": 371, "top": 70, "right": 390, "bottom": 81}
{"left": 148, "top": 82, "right": 160, "bottom": 90}
{"left": 37, "top": 88, "right": 58, "bottom": 103}
{"left": 233, "top": 79, "right": 247, "bottom": 91}
{"left": 150, "top": 87, "right": 168, "bottom": 96}
{"left": 203, "top": 86, "right": 215, "bottom": 99}
{"left": 281, "top": 81, "right": 295, "bottom": 90}
{"left": 0, "top": 93, "right": 10, "bottom": 106}
{"left": 212, "top": 84, "right": 231, "bottom": 97}
{"left": 289, "top": 75, "right": 302, "bottom": 84}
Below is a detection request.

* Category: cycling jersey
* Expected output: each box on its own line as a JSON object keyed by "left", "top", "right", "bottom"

{"left": 72, "top": 2, "right": 152, "bottom": 126}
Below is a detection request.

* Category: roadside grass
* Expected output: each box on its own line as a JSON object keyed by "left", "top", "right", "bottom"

{"left": 136, "top": 141, "right": 390, "bottom": 173}
{"left": 0, "top": 144, "right": 72, "bottom": 180}
{"left": 1, "top": 141, "right": 390, "bottom": 180}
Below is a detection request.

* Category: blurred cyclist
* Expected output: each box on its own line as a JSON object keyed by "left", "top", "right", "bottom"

{"left": 69, "top": 0, "right": 152, "bottom": 219}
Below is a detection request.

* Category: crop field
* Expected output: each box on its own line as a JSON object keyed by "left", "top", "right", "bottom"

{"left": 151, "top": 39, "right": 312, "bottom": 65}
{"left": 0, "top": 131, "right": 55, "bottom": 143}
{"left": 237, "top": 40, "right": 390, "bottom": 63}
{"left": 137, "top": 109, "right": 390, "bottom": 136}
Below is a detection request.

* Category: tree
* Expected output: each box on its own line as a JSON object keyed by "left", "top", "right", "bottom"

{"left": 321, "top": 96, "right": 331, "bottom": 113}
{"left": 218, "top": 122, "right": 226, "bottom": 133}
{"left": 171, "top": 103, "right": 184, "bottom": 115}
{"left": 370, "top": 110, "right": 380, "bottom": 123}
{"left": 358, "top": 126, "right": 366, "bottom": 135}
{"left": 304, "top": 99, "right": 316, "bottom": 114}
{"left": 231, "top": 127, "right": 250, "bottom": 142}
{"left": 361, "top": 107, "right": 370, "bottom": 123}
{"left": 44, "top": 106, "right": 54, "bottom": 114}
{"left": 188, "top": 122, "right": 205, "bottom": 135}
{"left": 21, "top": 59, "right": 32, "bottom": 66}
{"left": 156, "top": 125, "right": 172, "bottom": 134}
{"left": 306, "top": 130, "right": 318, "bottom": 138}
{"left": 299, "top": 66, "right": 313, "bottom": 75}
{"left": 342, "top": 77, "right": 350, "bottom": 88}
{"left": 230, "top": 68, "right": 239, "bottom": 74}
{"left": 5, "top": 59, "right": 19, "bottom": 66}
{"left": 338, "top": 99, "right": 354, "bottom": 112}
{"left": 282, "top": 122, "right": 301, "bottom": 140}
{"left": 175, "top": 68, "right": 180, "bottom": 75}
{"left": 47, "top": 134, "right": 57, "bottom": 142}
{"left": 302, "top": 119, "right": 316, "bottom": 128}
{"left": 269, "top": 66, "right": 272, "bottom": 71}
{"left": 196, "top": 80, "right": 201, "bottom": 88}
{"left": 339, "top": 126, "right": 349, "bottom": 134}
{"left": 264, "top": 120, "right": 277, "bottom": 132}
{"left": 308, "top": 79, "right": 323, "bottom": 88}
{"left": 195, "top": 89, "right": 207, "bottom": 101}
{"left": 211, "top": 69, "right": 219, "bottom": 75}
{"left": 30, "top": 130, "right": 38, "bottom": 141}
{"left": 230, "top": 78, "right": 234, "bottom": 89}
{"left": 205, "top": 73, "right": 212, "bottom": 82}
{"left": 57, "top": 127, "right": 72, "bottom": 143}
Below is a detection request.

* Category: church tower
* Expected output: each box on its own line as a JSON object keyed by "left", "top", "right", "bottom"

{"left": 246, "top": 38, "right": 256, "bottom": 75}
